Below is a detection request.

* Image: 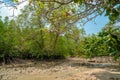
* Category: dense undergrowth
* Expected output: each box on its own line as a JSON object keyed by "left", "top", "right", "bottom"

{"left": 0, "top": 16, "right": 120, "bottom": 64}
{"left": 0, "top": 3, "right": 120, "bottom": 64}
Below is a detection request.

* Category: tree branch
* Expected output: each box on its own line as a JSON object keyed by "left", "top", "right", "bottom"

{"left": 37, "top": 0, "right": 74, "bottom": 5}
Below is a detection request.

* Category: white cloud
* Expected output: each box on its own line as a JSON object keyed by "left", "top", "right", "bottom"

{"left": 115, "top": 22, "right": 120, "bottom": 26}
{"left": 0, "top": 1, "right": 28, "bottom": 19}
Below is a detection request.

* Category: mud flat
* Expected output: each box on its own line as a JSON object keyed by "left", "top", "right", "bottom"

{"left": 0, "top": 57, "right": 120, "bottom": 80}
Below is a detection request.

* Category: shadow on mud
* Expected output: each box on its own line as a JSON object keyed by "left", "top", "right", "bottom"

{"left": 91, "top": 71, "right": 120, "bottom": 80}
{"left": 1, "top": 57, "right": 120, "bottom": 71}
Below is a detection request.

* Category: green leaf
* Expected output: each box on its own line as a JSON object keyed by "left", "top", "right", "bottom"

{"left": 11, "top": 0, "right": 18, "bottom": 2}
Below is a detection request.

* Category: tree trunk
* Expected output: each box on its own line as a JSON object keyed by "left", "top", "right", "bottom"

{"left": 53, "top": 32, "right": 59, "bottom": 49}
{"left": 38, "top": 17, "right": 44, "bottom": 50}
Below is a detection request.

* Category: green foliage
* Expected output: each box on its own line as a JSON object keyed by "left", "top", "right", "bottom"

{"left": 11, "top": 0, "right": 18, "bottom": 2}
{"left": 103, "top": 0, "right": 120, "bottom": 22}
{"left": 82, "top": 24, "right": 120, "bottom": 60}
{"left": 0, "top": 14, "right": 86, "bottom": 61}
{"left": 74, "top": 0, "right": 120, "bottom": 23}
{"left": 0, "top": 18, "right": 18, "bottom": 63}
{"left": 83, "top": 35, "right": 109, "bottom": 58}
{"left": 98, "top": 24, "right": 120, "bottom": 60}
{"left": 0, "top": 1, "right": 120, "bottom": 63}
{"left": 5, "top": 0, "right": 120, "bottom": 24}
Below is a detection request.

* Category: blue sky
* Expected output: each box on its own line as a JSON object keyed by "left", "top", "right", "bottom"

{"left": 84, "top": 15, "right": 109, "bottom": 34}
{"left": 0, "top": 1, "right": 109, "bottom": 34}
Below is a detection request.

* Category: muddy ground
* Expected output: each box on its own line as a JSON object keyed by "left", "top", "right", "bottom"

{"left": 0, "top": 57, "right": 120, "bottom": 80}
